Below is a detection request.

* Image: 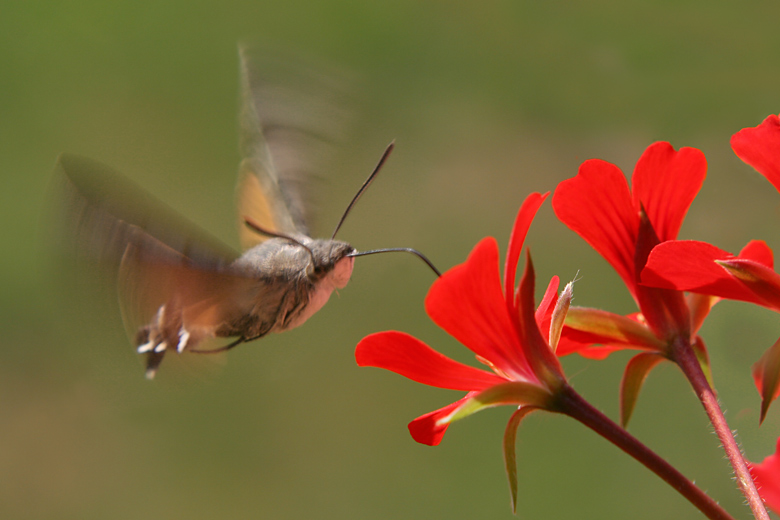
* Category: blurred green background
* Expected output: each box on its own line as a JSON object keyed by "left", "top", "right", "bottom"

{"left": 4, "top": 1, "right": 780, "bottom": 519}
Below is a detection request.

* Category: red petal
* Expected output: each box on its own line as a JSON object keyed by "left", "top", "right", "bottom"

{"left": 534, "top": 275, "right": 560, "bottom": 332}
{"left": 556, "top": 332, "right": 637, "bottom": 358}
{"left": 631, "top": 142, "right": 706, "bottom": 242}
{"left": 642, "top": 240, "right": 771, "bottom": 304}
{"left": 750, "top": 437, "right": 780, "bottom": 513}
{"left": 731, "top": 114, "right": 780, "bottom": 194}
{"left": 356, "top": 331, "right": 506, "bottom": 391}
{"left": 504, "top": 192, "right": 548, "bottom": 311}
{"left": 553, "top": 159, "right": 638, "bottom": 294}
{"left": 516, "top": 253, "right": 565, "bottom": 383}
{"left": 407, "top": 394, "right": 474, "bottom": 446}
{"left": 553, "top": 334, "right": 599, "bottom": 357}
{"left": 740, "top": 240, "right": 774, "bottom": 269}
{"left": 576, "top": 345, "right": 635, "bottom": 360}
{"left": 426, "top": 238, "right": 535, "bottom": 381}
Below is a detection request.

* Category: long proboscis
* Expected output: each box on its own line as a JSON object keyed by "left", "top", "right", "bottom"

{"left": 349, "top": 247, "right": 442, "bottom": 277}
{"left": 331, "top": 141, "right": 395, "bottom": 239}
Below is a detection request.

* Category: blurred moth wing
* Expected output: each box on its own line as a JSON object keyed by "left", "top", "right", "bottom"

{"left": 236, "top": 46, "right": 352, "bottom": 249}
{"left": 57, "top": 154, "right": 255, "bottom": 377}
{"left": 56, "top": 153, "right": 237, "bottom": 269}
{"left": 117, "top": 231, "right": 261, "bottom": 377}
{"left": 57, "top": 48, "right": 356, "bottom": 379}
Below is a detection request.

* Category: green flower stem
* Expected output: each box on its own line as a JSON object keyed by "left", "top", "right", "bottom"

{"left": 671, "top": 337, "right": 770, "bottom": 520}
{"left": 556, "top": 384, "right": 735, "bottom": 520}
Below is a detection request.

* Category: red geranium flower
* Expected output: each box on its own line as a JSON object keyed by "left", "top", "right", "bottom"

{"left": 356, "top": 192, "right": 580, "bottom": 511}
{"left": 642, "top": 115, "right": 780, "bottom": 421}
{"left": 750, "top": 437, "right": 780, "bottom": 514}
{"left": 552, "top": 142, "right": 712, "bottom": 424}
{"left": 356, "top": 192, "right": 566, "bottom": 447}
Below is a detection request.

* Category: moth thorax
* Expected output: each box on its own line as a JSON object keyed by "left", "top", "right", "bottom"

{"left": 233, "top": 236, "right": 354, "bottom": 281}
{"left": 306, "top": 238, "right": 355, "bottom": 284}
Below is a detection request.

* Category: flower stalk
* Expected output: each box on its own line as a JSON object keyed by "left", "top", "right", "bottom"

{"left": 556, "top": 384, "right": 736, "bottom": 520}
{"left": 670, "top": 337, "right": 771, "bottom": 520}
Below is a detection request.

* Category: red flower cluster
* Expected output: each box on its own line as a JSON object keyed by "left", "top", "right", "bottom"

{"left": 356, "top": 193, "right": 568, "bottom": 447}
{"left": 356, "top": 114, "right": 780, "bottom": 517}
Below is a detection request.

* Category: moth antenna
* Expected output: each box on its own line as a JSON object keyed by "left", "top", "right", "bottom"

{"left": 331, "top": 141, "right": 395, "bottom": 239}
{"left": 349, "top": 247, "right": 442, "bottom": 277}
{"left": 243, "top": 216, "right": 317, "bottom": 267}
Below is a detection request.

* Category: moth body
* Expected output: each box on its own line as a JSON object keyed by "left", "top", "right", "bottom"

{"left": 57, "top": 47, "right": 359, "bottom": 379}
{"left": 227, "top": 236, "right": 355, "bottom": 334}
{"left": 133, "top": 237, "right": 355, "bottom": 378}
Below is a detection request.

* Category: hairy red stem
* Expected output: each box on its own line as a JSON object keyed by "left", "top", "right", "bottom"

{"left": 671, "top": 338, "right": 770, "bottom": 520}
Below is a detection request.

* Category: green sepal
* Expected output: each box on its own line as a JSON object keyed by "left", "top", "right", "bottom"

{"left": 566, "top": 307, "right": 666, "bottom": 350}
{"left": 503, "top": 407, "right": 538, "bottom": 514}
{"left": 440, "top": 382, "right": 553, "bottom": 425}
{"left": 752, "top": 335, "right": 780, "bottom": 424}
{"left": 717, "top": 259, "right": 780, "bottom": 312}
{"left": 691, "top": 336, "right": 714, "bottom": 390}
{"left": 620, "top": 352, "right": 666, "bottom": 427}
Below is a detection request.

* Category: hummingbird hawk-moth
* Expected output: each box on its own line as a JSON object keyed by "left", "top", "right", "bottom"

{"left": 57, "top": 49, "right": 437, "bottom": 379}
